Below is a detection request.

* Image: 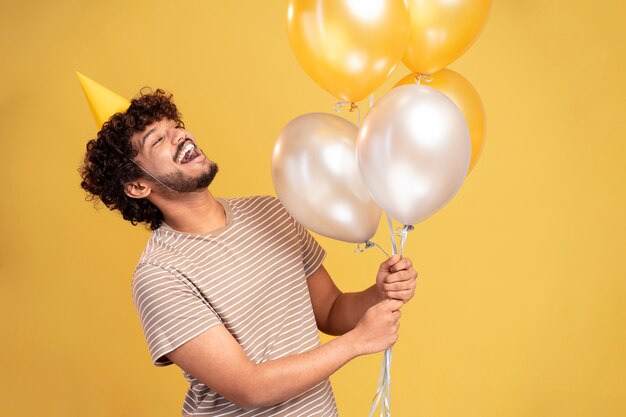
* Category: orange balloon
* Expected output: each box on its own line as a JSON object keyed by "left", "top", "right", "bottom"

{"left": 403, "top": 0, "right": 492, "bottom": 75}
{"left": 396, "top": 69, "right": 486, "bottom": 174}
{"left": 287, "top": 0, "right": 410, "bottom": 103}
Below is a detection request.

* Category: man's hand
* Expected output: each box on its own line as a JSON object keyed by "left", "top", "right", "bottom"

{"left": 376, "top": 254, "right": 418, "bottom": 303}
{"left": 349, "top": 299, "right": 403, "bottom": 355}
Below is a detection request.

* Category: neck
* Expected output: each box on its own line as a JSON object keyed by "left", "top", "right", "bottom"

{"left": 151, "top": 188, "right": 226, "bottom": 234}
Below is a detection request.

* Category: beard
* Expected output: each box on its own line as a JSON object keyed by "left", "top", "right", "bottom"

{"left": 157, "top": 161, "right": 219, "bottom": 193}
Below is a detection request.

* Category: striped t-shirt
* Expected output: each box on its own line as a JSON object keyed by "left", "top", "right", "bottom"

{"left": 132, "top": 195, "right": 338, "bottom": 416}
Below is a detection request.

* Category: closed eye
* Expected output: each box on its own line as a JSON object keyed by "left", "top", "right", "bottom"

{"left": 152, "top": 136, "right": 164, "bottom": 147}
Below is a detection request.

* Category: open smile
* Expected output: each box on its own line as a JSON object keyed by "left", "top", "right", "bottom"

{"left": 175, "top": 139, "right": 201, "bottom": 164}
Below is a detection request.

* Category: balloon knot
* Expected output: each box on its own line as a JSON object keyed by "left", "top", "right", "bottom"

{"left": 333, "top": 101, "right": 362, "bottom": 126}
{"left": 415, "top": 73, "right": 433, "bottom": 84}
{"left": 354, "top": 240, "right": 390, "bottom": 258}
{"left": 354, "top": 241, "right": 372, "bottom": 254}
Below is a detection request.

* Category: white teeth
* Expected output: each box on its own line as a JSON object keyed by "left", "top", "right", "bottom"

{"left": 178, "top": 143, "right": 195, "bottom": 164}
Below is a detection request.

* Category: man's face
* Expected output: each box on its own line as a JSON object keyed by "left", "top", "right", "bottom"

{"left": 130, "top": 118, "right": 218, "bottom": 194}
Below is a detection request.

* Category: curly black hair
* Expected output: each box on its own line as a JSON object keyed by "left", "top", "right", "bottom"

{"left": 79, "top": 88, "right": 182, "bottom": 230}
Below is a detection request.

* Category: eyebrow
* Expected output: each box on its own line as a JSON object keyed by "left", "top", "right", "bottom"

{"left": 140, "top": 127, "right": 157, "bottom": 149}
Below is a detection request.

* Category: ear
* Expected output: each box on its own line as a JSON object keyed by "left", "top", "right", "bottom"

{"left": 124, "top": 179, "right": 152, "bottom": 199}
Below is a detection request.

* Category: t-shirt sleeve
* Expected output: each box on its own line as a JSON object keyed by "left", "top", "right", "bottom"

{"left": 131, "top": 263, "right": 222, "bottom": 366}
{"left": 293, "top": 217, "right": 327, "bottom": 278}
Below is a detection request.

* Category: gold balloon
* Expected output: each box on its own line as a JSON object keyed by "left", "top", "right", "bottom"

{"left": 287, "top": 0, "right": 410, "bottom": 102}
{"left": 403, "top": 0, "right": 492, "bottom": 75}
{"left": 396, "top": 69, "right": 486, "bottom": 174}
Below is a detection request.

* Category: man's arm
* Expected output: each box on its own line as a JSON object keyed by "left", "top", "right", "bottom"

{"left": 308, "top": 255, "right": 417, "bottom": 336}
{"left": 166, "top": 298, "right": 402, "bottom": 409}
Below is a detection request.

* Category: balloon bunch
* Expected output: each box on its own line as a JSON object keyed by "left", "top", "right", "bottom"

{"left": 273, "top": 1, "right": 491, "bottom": 415}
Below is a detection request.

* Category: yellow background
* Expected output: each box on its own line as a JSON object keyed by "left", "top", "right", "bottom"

{"left": 1, "top": 1, "right": 625, "bottom": 416}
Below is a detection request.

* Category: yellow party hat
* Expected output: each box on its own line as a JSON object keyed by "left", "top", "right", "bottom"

{"left": 76, "top": 71, "right": 130, "bottom": 128}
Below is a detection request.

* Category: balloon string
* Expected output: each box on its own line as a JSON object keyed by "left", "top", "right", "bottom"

{"left": 368, "top": 350, "right": 387, "bottom": 417}
{"left": 334, "top": 101, "right": 361, "bottom": 126}
{"left": 398, "top": 224, "right": 413, "bottom": 257}
{"left": 386, "top": 212, "right": 398, "bottom": 256}
{"left": 369, "top": 348, "right": 392, "bottom": 417}
{"left": 386, "top": 212, "right": 414, "bottom": 258}
{"left": 354, "top": 240, "right": 390, "bottom": 258}
{"left": 368, "top": 214, "right": 414, "bottom": 416}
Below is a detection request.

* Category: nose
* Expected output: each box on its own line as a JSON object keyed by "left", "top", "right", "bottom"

{"left": 172, "top": 128, "right": 188, "bottom": 145}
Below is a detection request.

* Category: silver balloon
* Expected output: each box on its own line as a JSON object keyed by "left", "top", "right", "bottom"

{"left": 272, "top": 113, "right": 381, "bottom": 243}
{"left": 357, "top": 84, "right": 471, "bottom": 225}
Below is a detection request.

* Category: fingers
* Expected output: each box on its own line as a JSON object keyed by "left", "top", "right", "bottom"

{"left": 385, "top": 298, "right": 404, "bottom": 312}
{"left": 383, "top": 258, "right": 416, "bottom": 283}
{"left": 382, "top": 256, "right": 413, "bottom": 271}
{"left": 382, "top": 262, "right": 417, "bottom": 301}
{"left": 389, "top": 257, "right": 413, "bottom": 273}
{"left": 383, "top": 275, "right": 416, "bottom": 290}
{"left": 373, "top": 298, "right": 403, "bottom": 311}
{"left": 384, "top": 278, "right": 416, "bottom": 301}
{"left": 384, "top": 302, "right": 402, "bottom": 346}
{"left": 381, "top": 254, "right": 401, "bottom": 270}
{"left": 375, "top": 256, "right": 418, "bottom": 309}
{"left": 386, "top": 289, "right": 415, "bottom": 302}
{"left": 384, "top": 269, "right": 417, "bottom": 284}
{"left": 391, "top": 308, "right": 401, "bottom": 344}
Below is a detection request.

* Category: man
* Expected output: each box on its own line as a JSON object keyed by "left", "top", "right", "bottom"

{"left": 80, "top": 89, "right": 417, "bottom": 416}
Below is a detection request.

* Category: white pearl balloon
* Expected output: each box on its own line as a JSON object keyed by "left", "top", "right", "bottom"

{"left": 357, "top": 84, "right": 471, "bottom": 225}
{"left": 272, "top": 113, "right": 381, "bottom": 243}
